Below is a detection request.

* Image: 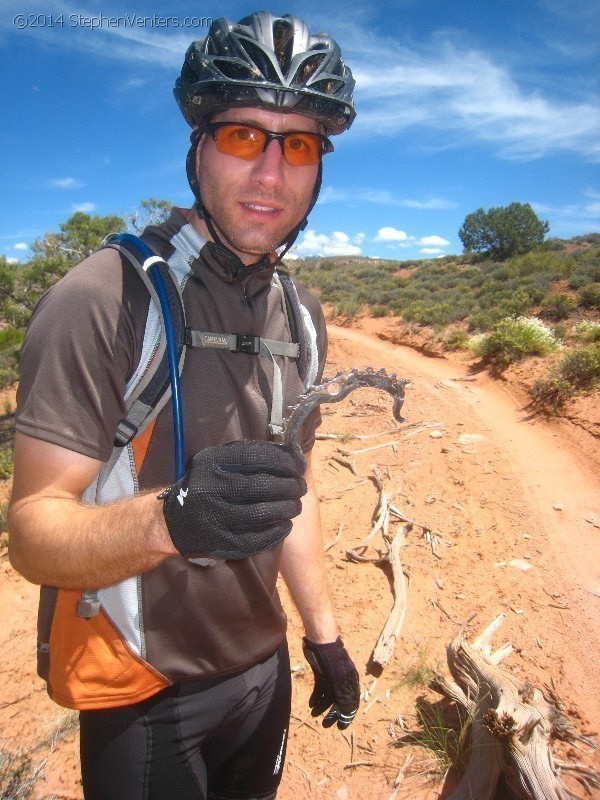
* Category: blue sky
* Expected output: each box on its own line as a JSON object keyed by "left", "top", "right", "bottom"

{"left": 1, "top": 0, "right": 599, "bottom": 263}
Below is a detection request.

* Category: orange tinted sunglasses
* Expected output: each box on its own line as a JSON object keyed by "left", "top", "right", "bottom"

{"left": 200, "top": 122, "right": 334, "bottom": 166}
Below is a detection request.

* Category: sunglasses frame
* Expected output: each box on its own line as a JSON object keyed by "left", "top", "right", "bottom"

{"left": 198, "top": 121, "right": 334, "bottom": 165}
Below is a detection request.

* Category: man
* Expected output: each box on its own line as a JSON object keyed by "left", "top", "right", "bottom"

{"left": 8, "top": 11, "right": 359, "bottom": 800}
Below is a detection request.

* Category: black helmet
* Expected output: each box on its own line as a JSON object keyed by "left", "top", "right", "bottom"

{"left": 174, "top": 11, "right": 356, "bottom": 135}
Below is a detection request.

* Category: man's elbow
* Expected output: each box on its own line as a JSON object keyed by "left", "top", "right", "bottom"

{"left": 7, "top": 511, "right": 41, "bottom": 584}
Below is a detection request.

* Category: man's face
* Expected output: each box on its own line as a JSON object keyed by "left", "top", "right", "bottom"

{"left": 195, "top": 106, "right": 320, "bottom": 264}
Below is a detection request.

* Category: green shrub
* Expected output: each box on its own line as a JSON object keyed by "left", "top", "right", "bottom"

{"left": 578, "top": 283, "right": 600, "bottom": 309}
{"left": 331, "top": 299, "right": 362, "bottom": 320}
{"left": 0, "top": 327, "right": 24, "bottom": 389}
{"left": 469, "top": 317, "right": 558, "bottom": 368}
{"left": 468, "top": 311, "right": 495, "bottom": 332}
{"left": 0, "top": 746, "right": 41, "bottom": 800}
{"left": 445, "top": 329, "right": 470, "bottom": 351}
{"left": 0, "top": 449, "right": 13, "bottom": 480}
{"left": 0, "top": 328, "right": 25, "bottom": 348}
{"left": 540, "top": 293, "right": 577, "bottom": 320}
{"left": 551, "top": 325, "right": 568, "bottom": 342}
{"left": 568, "top": 251, "right": 600, "bottom": 289}
{"left": 530, "top": 343, "right": 600, "bottom": 410}
{"left": 574, "top": 321, "right": 600, "bottom": 342}
{"left": 508, "top": 250, "right": 574, "bottom": 278}
{"left": 370, "top": 305, "right": 390, "bottom": 318}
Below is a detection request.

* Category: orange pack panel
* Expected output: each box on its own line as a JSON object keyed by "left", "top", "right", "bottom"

{"left": 132, "top": 419, "right": 157, "bottom": 474}
{"left": 48, "top": 589, "right": 171, "bottom": 710}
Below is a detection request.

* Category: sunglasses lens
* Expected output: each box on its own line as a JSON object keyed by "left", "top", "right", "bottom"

{"left": 284, "top": 134, "right": 321, "bottom": 166}
{"left": 214, "top": 125, "right": 265, "bottom": 160}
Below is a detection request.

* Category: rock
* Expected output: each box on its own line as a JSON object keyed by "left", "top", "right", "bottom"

{"left": 509, "top": 559, "right": 533, "bottom": 572}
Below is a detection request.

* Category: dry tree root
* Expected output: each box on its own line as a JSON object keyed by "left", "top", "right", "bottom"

{"left": 430, "top": 615, "right": 598, "bottom": 799}
{"left": 345, "top": 469, "right": 410, "bottom": 669}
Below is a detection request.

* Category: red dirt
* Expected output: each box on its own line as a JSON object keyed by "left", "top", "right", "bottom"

{"left": 1, "top": 316, "right": 599, "bottom": 800}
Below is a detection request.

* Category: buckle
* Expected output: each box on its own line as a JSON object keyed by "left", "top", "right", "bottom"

{"left": 114, "top": 418, "right": 138, "bottom": 447}
{"left": 236, "top": 334, "right": 261, "bottom": 355}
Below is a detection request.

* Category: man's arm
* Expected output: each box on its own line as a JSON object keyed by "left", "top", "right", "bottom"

{"left": 280, "top": 450, "right": 361, "bottom": 730}
{"left": 8, "top": 432, "right": 175, "bottom": 588}
{"left": 278, "top": 450, "right": 338, "bottom": 643}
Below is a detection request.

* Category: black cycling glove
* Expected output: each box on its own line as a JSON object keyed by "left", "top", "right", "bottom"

{"left": 302, "top": 637, "right": 360, "bottom": 730}
{"left": 161, "top": 440, "right": 307, "bottom": 561}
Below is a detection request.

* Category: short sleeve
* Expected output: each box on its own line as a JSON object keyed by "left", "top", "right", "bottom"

{"left": 16, "top": 249, "right": 148, "bottom": 461}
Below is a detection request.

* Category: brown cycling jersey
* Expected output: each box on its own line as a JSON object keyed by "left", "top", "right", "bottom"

{"left": 16, "top": 208, "right": 327, "bottom": 694}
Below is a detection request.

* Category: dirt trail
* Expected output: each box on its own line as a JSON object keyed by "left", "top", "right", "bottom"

{"left": 0, "top": 320, "right": 599, "bottom": 800}
{"left": 328, "top": 322, "right": 600, "bottom": 601}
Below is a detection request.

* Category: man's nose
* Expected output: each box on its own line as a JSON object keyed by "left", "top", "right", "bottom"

{"left": 251, "top": 138, "right": 286, "bottom": 187}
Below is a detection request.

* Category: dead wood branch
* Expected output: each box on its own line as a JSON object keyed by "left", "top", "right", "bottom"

{"left": 331, "top": 454, "right": 358, "bottom": 474}
{"left": 389, "top": 504, "right": 450, "bottom": 557}
{"left": 345, "top": 470, "right": 393, "bottom": 562}
{"left": 337, "top": 421, "right": 444, "bottom": 455}
{"left": 320, "top": 479, "right": 369, "bottom": 501}
{"left": 316, "top": 426, "right": 401, "bottom": 441}
{"left": 430, "top": 615, "right": 598, "bottom": 800}
{"left": 324, "top": 523, "right": 344, "bottom": 553}
{"left": 345, "top": 469, "right": 410, "bottom": 669}
{"left": 338, "top": 440, "right": 401, "bottom": 456}
{"left": 372, "top": 527, "right": 409, "bottom": 669}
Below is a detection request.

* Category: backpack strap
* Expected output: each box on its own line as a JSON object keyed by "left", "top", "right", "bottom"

{"left": 77, "top": 233, "right": 187, "bottom": 619}
{"left": 103, "top": 234, "right": 187, "bottom": 449}
{"left": 277, "top": 271, "right": 320, "bottom": 389}
{"left": 277, "top": 271, "right": 309, "bottom": 384}
{"left": 183, "top": 271, "right": 320, "bottom": 437}
{"left": 184, "top": 326, "right": 300, "bottom": 438}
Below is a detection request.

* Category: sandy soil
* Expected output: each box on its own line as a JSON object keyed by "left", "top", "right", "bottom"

{"left": 1, "top": 316, "right": 599, "bottom": 800}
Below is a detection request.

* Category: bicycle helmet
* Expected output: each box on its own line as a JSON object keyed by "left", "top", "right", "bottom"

{"left": 174, "top": 11, "right": 355, "bottom": 135}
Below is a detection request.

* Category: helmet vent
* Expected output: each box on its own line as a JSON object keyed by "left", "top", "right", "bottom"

{"left": 213, "top": 57, "right": 255, "bottom": 81}
{"left": 313, "top": 78, "right": 344, "bottom": 95}
{"left": 238, "top": 38, "right": 280, "bottom": 82}
{"left": 273, "top": 19, "right": 295, "bottom": 74}
{"left": 295, "top": 52, "right": 327, "bottom": 86}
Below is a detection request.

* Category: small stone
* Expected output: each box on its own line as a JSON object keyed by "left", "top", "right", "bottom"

{"left": 509, "top": 559, "right": 533, "bottom": 572}
{"left": 553, "top": 504, "right": 564, "bottom": 511}
{"left": 430, "top": 430, "right": 443, "bottom": 439}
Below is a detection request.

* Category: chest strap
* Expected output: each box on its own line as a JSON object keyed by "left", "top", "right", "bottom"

{"left": 185, "top": 327, "right": 299, "bottom": 437}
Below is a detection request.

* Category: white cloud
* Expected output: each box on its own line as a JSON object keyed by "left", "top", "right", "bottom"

{"left": 50, "top": 177, "right": 84, "bottom": 189}
{"left": 347, "top": 31, "right": 600, "bottom": 161}
{"left": 293, "top": 230, "right": 362, "bottom": 257}
{"left": 72, "top": 202, "right": 96, "bottom": 213}
{"left": 532, "top": 188, "right": 600, "bottom": 234}
{"left": 14, "top": 242, "right": 29, "bottom": 250}
{"left": 374, "top": 227, "right": 408, "bottom": 242}
{"left": 0, "top": 1, "right": 191, "bottom": 68}
{"left": 418, "top": 235, "right": 450, "bottom": 247}
{"left": 6, "top": 257, "right": 19, "bottom": 264}
{"left": 319, "top": 186, "right": 456, "bottom": 210}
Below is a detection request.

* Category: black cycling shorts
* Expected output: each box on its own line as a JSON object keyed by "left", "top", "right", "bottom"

{"left": 79, "top": 642, "right": 291, "bottom": 800}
